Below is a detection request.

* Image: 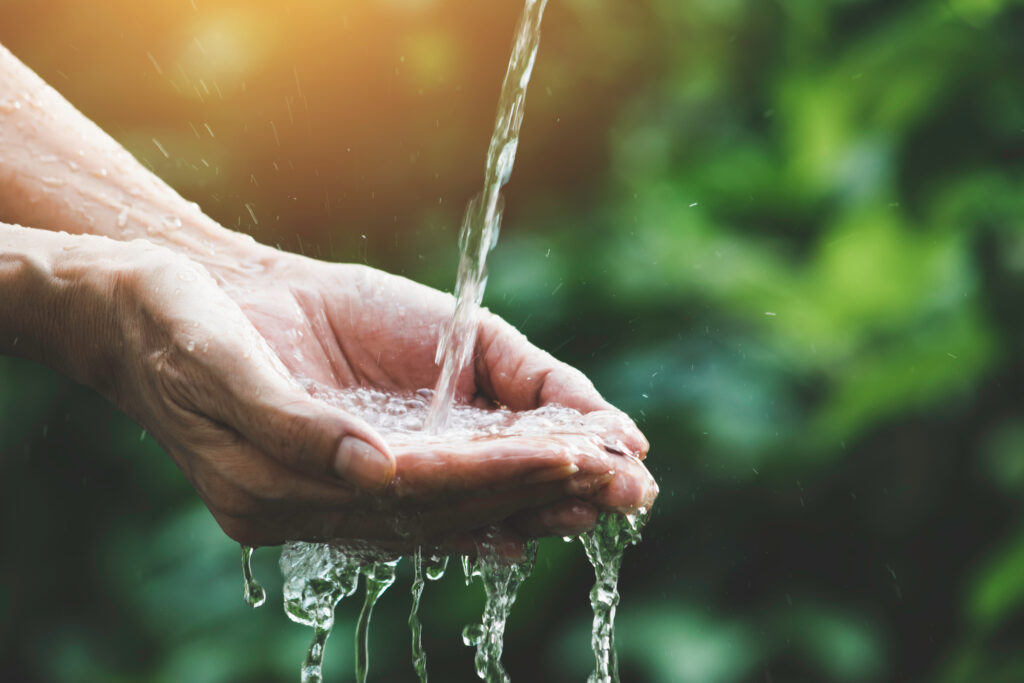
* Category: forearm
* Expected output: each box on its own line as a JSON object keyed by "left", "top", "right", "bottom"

{"left": 0, "top": 44, "right": 262, "bottom": 272}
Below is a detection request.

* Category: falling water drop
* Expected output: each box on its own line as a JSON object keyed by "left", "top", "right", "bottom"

{"left": 241, "top": 545, "right": 266, "bottom": 608}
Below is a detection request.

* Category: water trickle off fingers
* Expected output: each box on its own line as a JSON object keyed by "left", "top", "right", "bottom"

{"left": 241, "top": 545, "right": 266, "bottom": 609}
{"left": 355, "top": 560, "right": 400, "bottom": 683}
{"left": 580, "top": 511, "right": 649, "bottom": 683}
{"left": 462, "top": 537, "right": 539, "bottom": 682}
{"left": 409, "top": 549, "right": 429, "bottom": 682}
{"left": 279, "top": 543, "right": 362, "bottom": 683}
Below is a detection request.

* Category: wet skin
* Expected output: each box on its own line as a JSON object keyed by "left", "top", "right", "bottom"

{"left": 0, "top": 44, "right": 657, "bottom": 554}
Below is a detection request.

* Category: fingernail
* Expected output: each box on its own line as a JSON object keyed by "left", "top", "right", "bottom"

{"left": 336, "top": 436, "right": 395, "bottom": 491}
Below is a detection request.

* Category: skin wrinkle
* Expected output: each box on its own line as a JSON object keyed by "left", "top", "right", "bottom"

{"left": 532, "top": 366, "right": 556, "bottom": 410}
{"left": 307, "top": 288, "right": 345, "bottom": 386}
{"left": 473, "top": 317, "right": 501, "bottom": 402}
{"left": 326, "top": 275, "right": 371, "bottom": 388}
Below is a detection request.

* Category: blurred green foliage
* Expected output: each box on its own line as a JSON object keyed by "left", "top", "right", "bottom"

{"left": 2, "top": 0, "right": 1023, "bottom": 680}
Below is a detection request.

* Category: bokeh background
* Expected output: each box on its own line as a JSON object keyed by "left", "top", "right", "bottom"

{"left": 2, "top": 0, "right": 1023, "bottom": 681}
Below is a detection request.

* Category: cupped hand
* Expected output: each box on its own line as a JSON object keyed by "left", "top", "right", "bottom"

{"left": 206, "top": 245, "right": 658, "bottom": 545}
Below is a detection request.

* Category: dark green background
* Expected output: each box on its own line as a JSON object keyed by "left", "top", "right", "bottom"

{"left": 2, "top": 0, "right": 1023, "bottom": 680}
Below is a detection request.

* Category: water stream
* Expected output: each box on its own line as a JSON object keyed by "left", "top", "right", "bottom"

{"left": 355, "top": 561, "right": 400, "bottom": 683}
{"left": 408, "top": 550, "right": 428, "bottom": 683}
{"left": 580, "top": 511, "right": 648, "bottom": 683}
{"left": 408, "top": 551, "right": 448, "bottom": 682}
{"left": 461, "top": 539, "right": 539, "bottom": 683}
{"left": 425, "top": 0, "right": 549, "bottom": 433}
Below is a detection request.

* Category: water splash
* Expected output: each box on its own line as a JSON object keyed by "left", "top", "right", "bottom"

{"left": 426, "top": 0, "right": 550, "bottom": 432}
{"left": 241, "top": 545, "right": 266, "bottom": 608}
{"left": 279, "top": 543, "right": 362, "bottom": 683}
{"left": 461, "top": 538, "right": 538, "bottom": 682}
{"left": 355, "top": 560, "right": 400, "bottom": 683}
{"left": 580, "top": 511, "right": 648, "bottom": 683}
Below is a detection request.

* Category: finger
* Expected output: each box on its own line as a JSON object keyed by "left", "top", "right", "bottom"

{"left": 232, "top": 478, "right": 579, "bottom": 548}
{"left": 508, "top": 498, "right": 600, "bottom": 539}
{"left": 188, "top": 436, "right": 364, "bottom": 508}
{"left": 194, "top": 332, "right": 396, "bottom": 491}
{"left": 474, "top": 312, "right": 649, "bottom": 456}
{"left": 473, "top": 311, "right": 603, "bottom": 411}
{"left": 389, "top": 434, "right": 584, "bottom": 498}
{"left": 580, "top": 410, "right": 650, "bottom": 460}
{"left": 587, "top": 456, "right": 659, "bottom": 513}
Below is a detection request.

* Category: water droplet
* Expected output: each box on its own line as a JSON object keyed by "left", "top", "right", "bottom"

{"left": 241, "top": 546, "right": 266, "bottom": 608}
{"left": 152, "top": 138, "right": 170, "bottom": 159}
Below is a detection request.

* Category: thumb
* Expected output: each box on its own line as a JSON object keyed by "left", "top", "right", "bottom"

{"left": 197, "top": 348, "right": 396, "bottom": 490}
{"left": 239, "top": 392, "right": 395, "bottom": 491}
